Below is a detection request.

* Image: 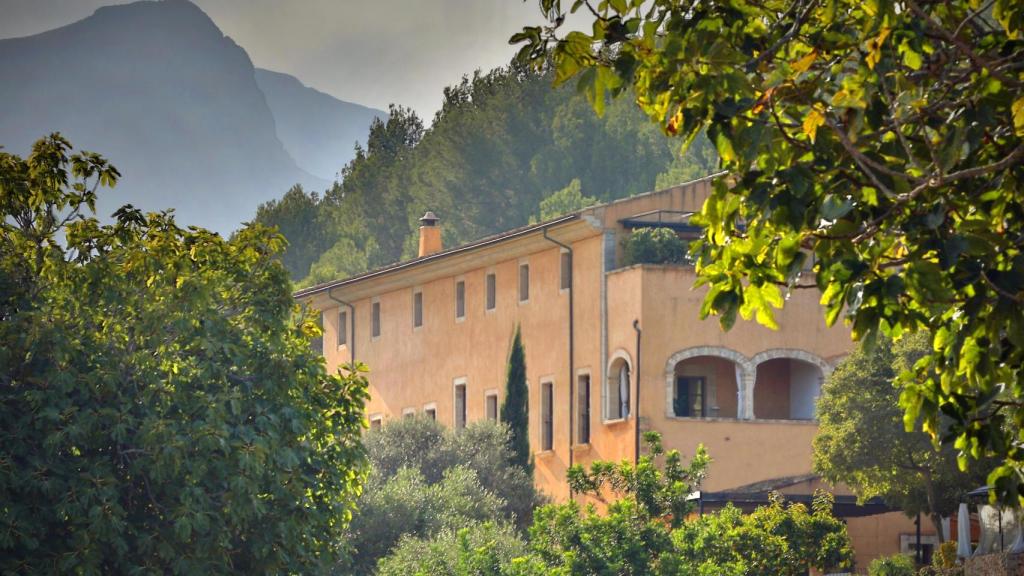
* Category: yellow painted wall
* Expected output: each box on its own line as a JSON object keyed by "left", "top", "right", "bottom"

{"left": 311, "top": 178, "right": 921, "bottom": 567}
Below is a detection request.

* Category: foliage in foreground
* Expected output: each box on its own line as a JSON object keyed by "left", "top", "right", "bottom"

{"left": 0, "top": 135, "right": 368, "bottom": 574}
{"left": 377, "top": 433, "right": 852, "bottom": 576}
{"left": 517, "top": 0, "right": 1024, "bottom": 505}
{"left": 868, "top": 553, "right": 917, "bottom": 576}
{"left": 815, "top": 333, "right": 989, "bottom": 539}
{"left": 343, "top": 418, "right": 542, "bottom": 573}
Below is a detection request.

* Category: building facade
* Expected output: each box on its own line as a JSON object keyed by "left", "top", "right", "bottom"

{"left": 295, "top": 175, "right": 937, "bottom": 570}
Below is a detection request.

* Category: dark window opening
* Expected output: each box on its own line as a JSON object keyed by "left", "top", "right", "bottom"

{"left": 486, "top": 273, "right": 496, "bottom": 310}
{"left": 578, "top": 374, "right": 590, "bottom": 444}
{"left": 455, "top": 383, "right": 467, "bottom": 429}
{"left": 541, "top": 382, "right": 553, "bottom": 451}
{"left": 456, "top": 280, "right": 466, "bottom": 319}
{"left": 675, "top": 376, "right": 706, "bottom": 417}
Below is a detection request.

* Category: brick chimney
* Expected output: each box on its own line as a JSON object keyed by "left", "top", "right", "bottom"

{"left": 418, "top": 211, "right": 442, "bottom": 257}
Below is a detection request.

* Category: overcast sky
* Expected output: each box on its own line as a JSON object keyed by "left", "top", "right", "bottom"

{"left": 0, "top": 0, "right": 554, "bottom": 120}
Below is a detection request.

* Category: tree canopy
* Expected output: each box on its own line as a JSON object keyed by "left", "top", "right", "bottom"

{"left": 517, "top": 0, "right": 1024, "bottom": 504}
{"left": 0, "top": 135, "right": 368, "bottom": 574}
{"left": 255, "top": 63, "right": 717, "bottom": 286}
{"left": 814, "top": 333, "right": 989, "bottom": 540}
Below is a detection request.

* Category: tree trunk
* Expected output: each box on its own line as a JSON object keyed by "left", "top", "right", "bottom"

{"left": 922, "top": 470, "right": 946, "bottom": 544}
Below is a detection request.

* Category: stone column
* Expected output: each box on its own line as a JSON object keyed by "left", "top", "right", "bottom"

{"left": 738, "top": 365, "right": 756, "bottom": 420}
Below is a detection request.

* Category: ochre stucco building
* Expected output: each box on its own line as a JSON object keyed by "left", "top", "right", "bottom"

{"left": 296, "top": 175, "right": 938, "bottom": 571}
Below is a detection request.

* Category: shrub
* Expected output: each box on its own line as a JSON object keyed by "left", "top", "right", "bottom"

{"left": 345, "top": 466, "right": 505, "bottom": 572}
{"left": 364, "top": 417, "right": 543, "bottom": 526}
{"left": 868, "top": 553, "right": 917, "bottom": 576}
{"left": 345, "top": 417, "right": 544, "bottom": 572}
{"left": 622, "top": 227, "right": 691, "bottom": 266}
{"left": 933, "top": 541, "right": 958, "bottom": 569}
{"left": 376, "top": 522, "right": 529, "bottom": 576}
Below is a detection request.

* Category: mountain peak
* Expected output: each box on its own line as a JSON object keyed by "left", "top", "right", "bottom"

{"left": 0, "top": 0, "right": 325, "bottom": 234}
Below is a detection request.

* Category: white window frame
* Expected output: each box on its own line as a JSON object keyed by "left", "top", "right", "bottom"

{"left": 539, "top": 378, "right": 554, "bottom": 452}
{"left": 423, "top": 402, "right": 437, "bottom": 421}
{"left": 368, "top": 413, "right": 384, "bottom": 431}
{"left": 370, "top": 297, "right": 381, "bottom": 341}
{"left": 518, "top": 259, "right": 530, "bottom": 304}
{"left": 412, "top": 287, "right": 423, "bottom": 331}
{"left": 484, "top": 389, "right": 499, "bottom": 421}
{"left": 576, "top": 369, "right": 592, "bottom": 445}
{"left": 485, "top": 269, "right": 497, "bottom": 313}
{"left": 336, "top": 309, "right": 348, "bottom": 348}
{"left": 453, "top": 377, "right": 468, "bottom": 429}
{"left": 454, "top": 276, "right": 466, "bottom": 322}
{"left": 605, "top": 350, "right": 633, "bottom": 423}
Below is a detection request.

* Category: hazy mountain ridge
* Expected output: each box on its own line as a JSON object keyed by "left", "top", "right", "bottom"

{"left": 255, "top": 68, "right": 385, "bottom": 182}
{"left": 0, "top": 0, "right": 380, "bottom": 234}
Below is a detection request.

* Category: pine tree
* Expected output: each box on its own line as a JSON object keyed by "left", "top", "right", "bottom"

{"left": 501, "top": 327, "right": 530, "bottom": 470}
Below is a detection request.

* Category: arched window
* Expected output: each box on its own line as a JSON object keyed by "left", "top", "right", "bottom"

{"left": 607, "top": 356, "right": 631, "bottom": 420}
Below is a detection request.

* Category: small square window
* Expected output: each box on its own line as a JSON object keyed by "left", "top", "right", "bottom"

{"left": 425, "top": 407, "right": 437, "bottom": 420}
{"left": 485, "top": 273, "right": 496, "bottom": 311}
{"left": 369, "top": 415, "right": 383, "bottom": 431}
{"left": 413, "top": 290, "right": 423, "bottom": 328}
{"left": 371, "top": 300, "right": 381, "bottom": 339}
{"left": 455, "top": 280, "right": 466, "bottom": 319}
{"left": 403, "top": 408, "right": 416, "bottom": 419}
{"left": 338, "top": 310, "right": 348, "bottom": 347}
{"left": 519, "top": 263, "right": 530, "bottom": 303}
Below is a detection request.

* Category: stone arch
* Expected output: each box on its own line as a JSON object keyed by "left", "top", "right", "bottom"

{"left": 750, "top": 348, "right": 833, "bottom": 376}
{"left": 664, "top": 346, "right": 755, "bottom": 419}
{"left": 606, "top": 348, "right": 634, "bottom": 421}
{"left": 750, "top": 349, "right": 832, "bottom": 420}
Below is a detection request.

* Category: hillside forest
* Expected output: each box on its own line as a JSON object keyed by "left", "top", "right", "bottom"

{"left": 254, "top": 61, "right": 718, "bottom": 285}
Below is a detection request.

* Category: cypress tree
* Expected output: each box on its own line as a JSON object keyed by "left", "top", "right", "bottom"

{"left": 501, "top": 327, "right": 530, "bottom": 470}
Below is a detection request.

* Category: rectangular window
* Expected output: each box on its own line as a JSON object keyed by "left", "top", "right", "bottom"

{"left": 371, "top": 300, "right": 381, "bottom": 338}
{"left": 403, "top": 408, "right": 415, "bottom": 419}
{"left": 560, "top": 251, "right": 571, "bottom": 291}
{"left": 338, "top": 310, "right": 348, "bottom": 347}
{"left": 519, "top": 263, "right": 530, "bottom": 303}
{"left": 454, "top": 382, "right": 467, "bottom": 429}
{"left": 455, "top": 280, "right": 466, "bottom": 319}
{"left": 423, "top": 404, "right": 437, "bottom": 420}
{"left": 541, "top": 381, "right": 553, "bottom": 451}
{"left": 674, "top": 376, "right": 706, "bottom": 418}
{"left": 486, "top": 393, "right": 498, "bottom": 421}
{"left": 369, "top": 415, "right": 383, "bottom": 431}
{"left": 577, "top": 374, "right": 591, "bottom": 444}
{"left": 609, "top": 362, "right": 631, "bottom": 420}
{"left": 486, "top": 273, "right": 496, "bottom": 311}
{"left": 413, "top": 290, "right": 423, "bottom": 328}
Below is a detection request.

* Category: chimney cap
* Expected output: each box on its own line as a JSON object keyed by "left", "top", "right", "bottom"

{"left": 419, "top": 211, "right": 439, "bottom": 226}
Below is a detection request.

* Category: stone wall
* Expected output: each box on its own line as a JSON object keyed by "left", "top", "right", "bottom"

{"left": 965, "top": 552, "right": 1024, "bottom": 576}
